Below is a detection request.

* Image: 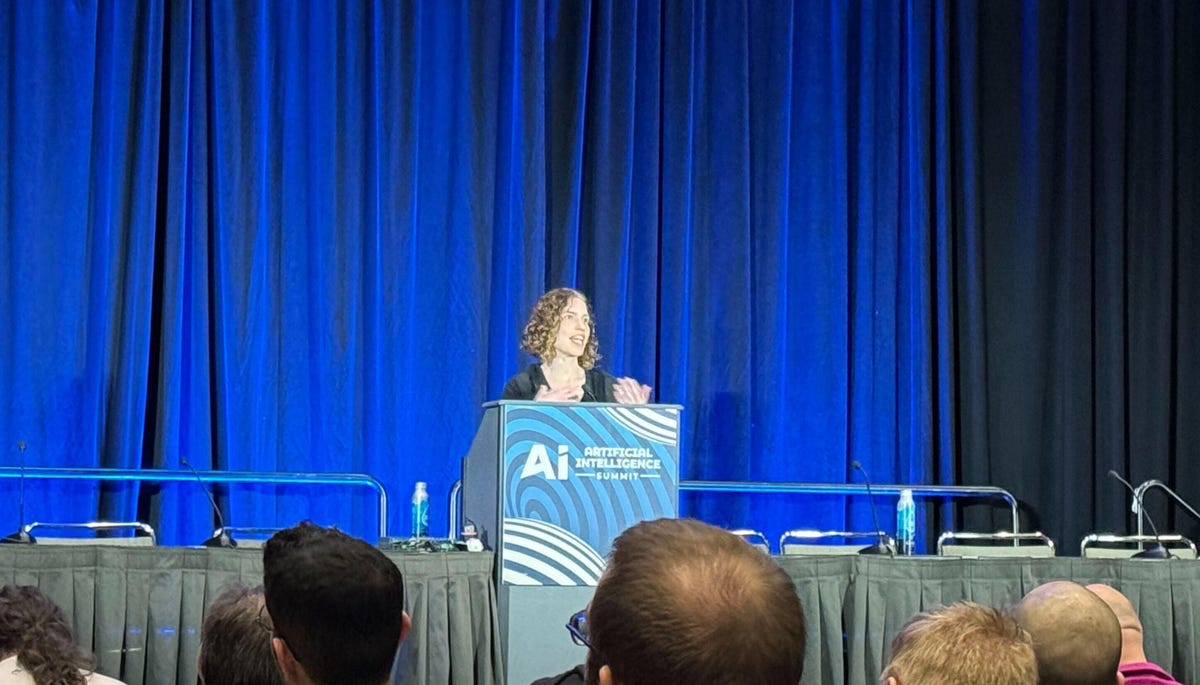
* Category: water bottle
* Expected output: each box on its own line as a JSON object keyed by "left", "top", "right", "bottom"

{"left": 896, "top": 489, "right": 916, "bottom": 555}
{"left": 411, "top": 482, "right": 429, "bottom": 538}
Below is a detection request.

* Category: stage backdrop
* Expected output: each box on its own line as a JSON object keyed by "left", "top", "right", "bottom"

{"left": 2, "top": 0, "right": 1198, "bottom": 552}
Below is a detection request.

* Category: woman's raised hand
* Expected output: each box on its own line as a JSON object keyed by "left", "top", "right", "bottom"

{"left": 613, "top": 376, "right": 652, "bottom": 404}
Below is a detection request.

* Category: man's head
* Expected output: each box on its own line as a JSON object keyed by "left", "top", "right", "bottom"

{"left": 584, "top": 518, "right": 806, "bottom": 685}
{"left": 198, "top": 583, "right": 283, "bottom": 685}
{"left": 880, "top": 601, "right": 1037, "bottom": 685}
{"left": 1085, "top": 584, "right": 1147, "bottom": 665}
{"left": 1015, "top": 581, "right": 1123, "bottom": 685}
{"left": 262, "top": 522, "right": 410, "bottom": 685}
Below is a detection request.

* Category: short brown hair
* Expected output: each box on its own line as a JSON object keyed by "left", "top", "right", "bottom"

{"left": 585, "top": 518, "right": 806, "bottom": 685}
{"left": 882, "top": 602, "right": 1037, "bottom": 685}
{"left": 519, "top": 288, "right": 600, "bottom": 369}
{"left": 199, "top": 584, "right": 283, "bottom": 685}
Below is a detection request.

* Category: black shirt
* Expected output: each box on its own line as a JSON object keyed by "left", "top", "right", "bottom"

{"left": 501, "top": 364, "right": 618, "bottom": 403}
{"left": 529, "top": 665, "right": 586, "bottom": 685}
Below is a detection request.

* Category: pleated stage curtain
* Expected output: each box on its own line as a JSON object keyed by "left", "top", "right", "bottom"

{"left": 2, "top": 0, "right": 1199, "bottom": 555}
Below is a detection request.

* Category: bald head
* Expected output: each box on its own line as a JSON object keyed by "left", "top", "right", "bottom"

{"left": 1015, "top": 581, "right": 1122, "bottom": 685}
{"left": 1085, "top": 584, "right": 1147, "bottom": 665}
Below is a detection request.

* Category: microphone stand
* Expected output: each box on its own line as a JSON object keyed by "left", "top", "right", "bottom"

{"left": 852, "top": 461, "right": 894, "bottom": 556}
{"left": 1109, "top": 470, "right": 1171, "bottom": 559}
{"left": 2, "top": 441, "right": 35, "bottom": 544}
{"left": 182, "top": 457, "right": 237, "bottom": 548}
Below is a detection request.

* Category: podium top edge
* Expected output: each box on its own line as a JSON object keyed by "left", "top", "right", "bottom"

{"left": 482, "top": 400, "right": 683, "bottom": 410}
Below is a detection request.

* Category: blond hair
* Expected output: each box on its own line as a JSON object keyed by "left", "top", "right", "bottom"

{"left": 882, "top": 602, "right": 1037, "bottom": 685}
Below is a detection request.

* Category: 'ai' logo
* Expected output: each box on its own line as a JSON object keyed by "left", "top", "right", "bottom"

{"left": 520, "top": 444, "right": 570, "bottom": 480}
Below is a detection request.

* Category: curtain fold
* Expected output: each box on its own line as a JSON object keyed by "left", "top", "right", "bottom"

{"left": 2, "top": 0, "right": 1199, "bottom": 554}
{"left": 1, "top": 0, "right": 163, "bottom": 532}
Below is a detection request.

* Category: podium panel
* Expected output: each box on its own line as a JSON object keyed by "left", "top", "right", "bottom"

{"left": 462, "top": 400, "right": 681, "bottom": 682}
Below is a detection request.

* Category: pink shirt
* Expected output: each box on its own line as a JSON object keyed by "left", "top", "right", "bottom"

{"left": 1119, "top": 661, "right": 1183, "bottom": 685}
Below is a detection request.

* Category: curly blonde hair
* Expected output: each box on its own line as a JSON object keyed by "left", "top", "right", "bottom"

{"left": 519, "top": 288, "right": 601, "bottom": 369}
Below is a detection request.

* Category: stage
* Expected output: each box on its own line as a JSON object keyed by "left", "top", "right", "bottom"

{"left": 2, "top": 547, "right": 1196, "bottom": 684}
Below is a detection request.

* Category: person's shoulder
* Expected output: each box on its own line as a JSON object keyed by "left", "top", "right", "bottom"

{"left": 502, "top": 364, "right": 542, "bottom": 400}
{"left": 529, "top": 664, "right": 586, "bottom": 685}
{"left": 1118, "top": 661, "right": 1182, "bottom": 684}
{"left": 0, "top": 656, "right": 33, "bottom": 685}
{"left": 85, "top": 671, "right": 127, "bottom": 685}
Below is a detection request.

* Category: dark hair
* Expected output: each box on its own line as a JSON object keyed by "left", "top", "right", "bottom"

{"left": 0, "top": 585, "right": 94, "bottom": 685}
{"left": 262, "top": 522, "right": 406, "bottom": 685}
{"left": 585, "top": 518, "right": 806, "bottom": 685}
{"left": 519, "top": 288, "right": 601, "bottom": 369}
{"left": 199, "top": 584, "right": 283, "bottom": 685}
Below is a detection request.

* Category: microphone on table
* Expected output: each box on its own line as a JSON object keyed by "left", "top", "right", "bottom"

{"left": 2, "top": 441, "right": 35, "bottom": 544}
{"left": 1108, "top": 470, "right": 1170, "bottom": 559}
{"left": 182, "top": 457, "right": 237, "bottom": 548}
{"left": 852, "top": 461, "right": 894, "bottom": 556}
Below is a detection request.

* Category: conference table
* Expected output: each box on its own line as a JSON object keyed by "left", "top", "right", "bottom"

{"left": 1, "top": 547, "right": 1196, "bottom": 685}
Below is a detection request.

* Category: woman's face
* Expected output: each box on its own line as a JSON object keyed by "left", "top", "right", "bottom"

{"left": 552, "top": 296, "right": 591, "bottom": 360}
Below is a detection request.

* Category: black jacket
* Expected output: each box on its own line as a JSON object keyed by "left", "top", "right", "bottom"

{"left": 501, "top": 364, "right": 617, "bottom": 403}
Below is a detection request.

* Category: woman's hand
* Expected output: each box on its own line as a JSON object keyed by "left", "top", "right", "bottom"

{"left": 612, "top": 377, "right": 652, "bottom": 404}
{"left": 534, "top": 384, "right": 584, "bottom": 402}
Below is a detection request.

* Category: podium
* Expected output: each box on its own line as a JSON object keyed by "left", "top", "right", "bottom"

{"left": 463, "top": 400, "right": 681, "bottom": 683}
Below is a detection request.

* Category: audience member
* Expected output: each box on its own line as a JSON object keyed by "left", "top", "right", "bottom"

{"left": 580, "top": 518, "right": 806, "bottom": 685}
{"left": 0, "top": 585, "right": 124, "bottom": 685}
{"left": 1014, "top": 581, "right": 1123, "bottom": 685}
{"left": 198, "top": 583, "right": 283, "bottom": 685}
{"left": 880, "top": 601, "right": 1037, "bottom": 685}
{"left": 262, "top": 522, "right": 410, "bottom": 685}
{"left": 1085, "top": 585, "right": 1181, "bottom": 685}
{"left": 531, "top": 665, "right": 584, "bottom": 685}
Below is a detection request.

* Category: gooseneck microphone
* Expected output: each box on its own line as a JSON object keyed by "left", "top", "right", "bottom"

{"left": 2, "top": 441, "right": 35, "bottom": 544}
{"left": 852, "top": 461, "right": 894, "bottom": 556}
{"left": 182, "top": 457, "right": 237, "bottom": 548}
{"left": 1137, "top": 479, "right": 1200, "bottom": 527}
{"left": 1108, "top": 470, "right": 1170, "bottom": 559}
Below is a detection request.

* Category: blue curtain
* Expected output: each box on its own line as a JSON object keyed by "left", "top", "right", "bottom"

{"left": 3, "top": 0, "right": 1198, "bottom": 552}
{"left": 1, "top": 0, "right": 164, "bottom": 532}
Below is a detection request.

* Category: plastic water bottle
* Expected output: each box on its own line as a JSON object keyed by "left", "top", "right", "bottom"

{"left": 896, "top": 489, "right": 916, "bottom": 555}
{"left": 411, "top": 482, "right": 429, "bottom": 538}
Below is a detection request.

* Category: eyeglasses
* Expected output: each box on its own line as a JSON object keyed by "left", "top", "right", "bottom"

{"left": 565, "top": 608, "right": 591, "bottom": 649}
